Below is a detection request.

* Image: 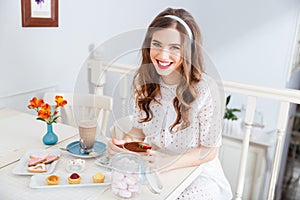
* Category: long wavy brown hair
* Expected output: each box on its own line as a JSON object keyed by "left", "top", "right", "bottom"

{"left": 133, "top": 8, "right": 204, "bottom": 132}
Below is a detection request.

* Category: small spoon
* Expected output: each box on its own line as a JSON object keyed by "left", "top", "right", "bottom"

{"left": 59, "top": 147, "right": 69, "bottom": 151}
{"left": 59, "top": 142, "right": 79, "bottom": 152}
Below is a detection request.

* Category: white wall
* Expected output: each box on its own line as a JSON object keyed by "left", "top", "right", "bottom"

{"left": 0, "top": 0, "right": 299, "bottom": 139}
{"left": 202, "top": 1, "right": 299, "bottom": 88}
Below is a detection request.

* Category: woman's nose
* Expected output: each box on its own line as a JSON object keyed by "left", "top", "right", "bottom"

{"left": 158, "top": 48, "right": 170, "bottom": 59}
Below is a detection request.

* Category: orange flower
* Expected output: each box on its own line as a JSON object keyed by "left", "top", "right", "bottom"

{"left": 28, "top": 95, "right": 67, "bottom": 125}
{"left": 55, "top": 96, "right": 67, "bottom": 107}
{"left": 38, "top": 104, "right": 51, "bottom": 120}
{"left": 28, "top": 97, "right": 44, "bottom": 109}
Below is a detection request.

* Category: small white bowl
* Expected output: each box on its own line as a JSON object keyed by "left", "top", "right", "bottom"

{"left": 66, "top": 159, "right": 85, "bottom": 172}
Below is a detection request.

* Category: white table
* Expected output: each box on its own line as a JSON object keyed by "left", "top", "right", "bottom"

{"left": 0, "top": 109, "right": 200, "bottom": 200}
{"left": 0, "top": 108, "right": 78, "bottom": 168}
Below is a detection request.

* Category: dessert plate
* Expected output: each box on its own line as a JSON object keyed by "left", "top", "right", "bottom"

{"left": 65, "top": 141, "right": 106, "bottom": 158}
{"left": 30, "top": 172, "right": 111, "bottom": 188}
{"left": 12, "top": 149, "right": 61, "bottom": 175}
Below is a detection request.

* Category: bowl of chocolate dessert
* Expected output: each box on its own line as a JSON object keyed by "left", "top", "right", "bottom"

{"left": 123, "top": 142, "right": 152, "bottom": 153}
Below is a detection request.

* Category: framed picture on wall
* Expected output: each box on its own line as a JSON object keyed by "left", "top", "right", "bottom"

{"left": 21, "top": 0, "right": 58, "bottom": 27}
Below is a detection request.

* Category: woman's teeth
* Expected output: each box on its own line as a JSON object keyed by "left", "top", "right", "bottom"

{"left": 159, "top": 61, "right": 170, "bottom": 66}
{"left": 157, "top": 60, "right": 172, "bottom": 68}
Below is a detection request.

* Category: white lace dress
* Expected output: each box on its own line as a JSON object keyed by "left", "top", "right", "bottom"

{"left": 132, "top": 74, "right": 233, "bottom": 199}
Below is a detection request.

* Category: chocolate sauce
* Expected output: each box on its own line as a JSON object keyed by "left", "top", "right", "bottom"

{"left": 124, "top": 142, "right": 148, "bottom": 152}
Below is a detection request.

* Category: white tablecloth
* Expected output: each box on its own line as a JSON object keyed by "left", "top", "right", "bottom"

{"left": 0, "top": 109, "right": 78, "bottom": 168}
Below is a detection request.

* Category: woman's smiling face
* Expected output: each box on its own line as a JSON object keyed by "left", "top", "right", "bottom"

{"left": 150, "top": 28, "right": 183, "bottom": 84}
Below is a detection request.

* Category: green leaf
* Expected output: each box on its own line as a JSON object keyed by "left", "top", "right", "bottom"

{"left": 224, "top": 95, "right": 240, "bottom": 120}
{"left": 226, "top": 95, "right": 231, "bottom": 106}
{"left": 52, "top": 116, "right": 60, "bottom": 121}
{"left": 230, "top": 108, "right": 241, "bottom": 112}
{"left": 36, "top": 117, "right": 46, "bottom": 122}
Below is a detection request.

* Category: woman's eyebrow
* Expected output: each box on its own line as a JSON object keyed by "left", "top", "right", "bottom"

{"left": 152, "top": 39, "right": 161, "bottom": 44}
{"left": 152, "top": 39, "right": 180, "bottom": 46}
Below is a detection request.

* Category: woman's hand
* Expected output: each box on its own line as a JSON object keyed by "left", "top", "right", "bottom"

{"left": 107, "top": 127, "right": 145, "bottom": 157}
{"left": 141, "top": 150, "right": 177, "bottom": 173}
{"left": 106, "top": 138, "right": 127, "bottom": 157}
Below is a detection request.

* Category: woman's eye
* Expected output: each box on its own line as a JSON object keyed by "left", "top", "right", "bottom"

{"left": 170, "top": 45, "right": 180, "bottom": 50}
{"left": 152, "top": 42, "right": 161, "bottom": 47}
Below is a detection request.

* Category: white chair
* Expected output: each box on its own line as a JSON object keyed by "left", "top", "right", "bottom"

{"left": 109, "top": 115, "right": 133, "bottom": 139}
{"left": 43, "top": 92, "right": 113, "bottom": 136}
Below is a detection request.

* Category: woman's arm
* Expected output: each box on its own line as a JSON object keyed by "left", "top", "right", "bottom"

{"left": 169, "top": 146, "right": 218, "bottom": 169}
{"left": 144, "top": 146, "right": 219, "bottom": 172}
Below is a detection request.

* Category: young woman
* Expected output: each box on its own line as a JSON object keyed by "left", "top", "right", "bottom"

{"left": 107, "top": 7, "right": 232, "bottom": 199}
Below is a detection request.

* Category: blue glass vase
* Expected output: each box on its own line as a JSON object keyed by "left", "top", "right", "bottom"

{"left": 43, "top": 124, "right": 58, "bottom": 145}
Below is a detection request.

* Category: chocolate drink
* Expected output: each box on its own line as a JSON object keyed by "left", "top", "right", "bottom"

{"left": 78, "top": 120, "right": 97, "bottom": 151}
